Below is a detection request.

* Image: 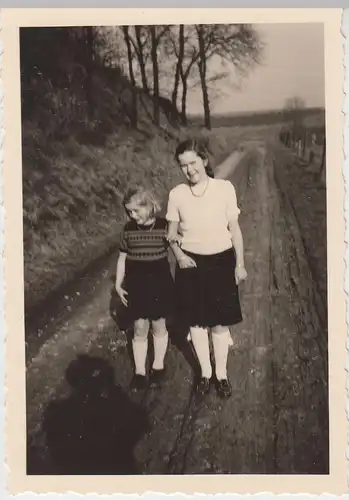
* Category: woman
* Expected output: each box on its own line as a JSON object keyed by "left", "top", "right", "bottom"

{"left": 166, "top": 138, "right": 247, "bottom": 398}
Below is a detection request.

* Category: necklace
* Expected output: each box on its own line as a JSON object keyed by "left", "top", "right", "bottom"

{"left": 136, "top": 219, "right": 156, "bottom": 231}
{"left": 190, "top": 178, "right": 210, "bottom": 198}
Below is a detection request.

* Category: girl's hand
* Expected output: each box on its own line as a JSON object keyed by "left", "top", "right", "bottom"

{"left": 235, "top": 265, "right": 247, "bottom": 284}
{"left": 115, "top": 285, "right": 128, "bottom": 306}
{"left": 178, "top": 255, "right": 197, "bottom": 269}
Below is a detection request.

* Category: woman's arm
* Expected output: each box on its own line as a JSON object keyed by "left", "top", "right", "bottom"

{"left": 167, "top": 221, "right": 196, "bottom": 268}
{"left": 167, "top": 221, "right": 186, "bottom": 261}
{"left": 228, "top": 219, "right": 245, "bottom": 268}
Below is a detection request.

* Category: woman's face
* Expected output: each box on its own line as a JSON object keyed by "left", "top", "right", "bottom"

{"left": 177, "top": 150, "right": 208, "bottom": 185}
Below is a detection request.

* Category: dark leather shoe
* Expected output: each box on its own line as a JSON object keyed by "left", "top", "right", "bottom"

{"left": 130, "top": 374, "right": 147, "bottom": 391}
{"left": 149, "top": 368, "right": 166, "bottom": 388}
{"left": 196, "top": 377, "right": 211, "bottom": 396}
{"left": 216, "top": 378, "right": 232, "bottom": 399}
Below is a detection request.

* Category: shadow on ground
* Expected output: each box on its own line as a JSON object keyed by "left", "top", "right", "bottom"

{"left": 28, "top": 355, "right": 151, "bottom": 475}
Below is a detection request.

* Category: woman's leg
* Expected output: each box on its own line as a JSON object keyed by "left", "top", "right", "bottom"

{"left": 132, "top": 318, "right": 149, "bottom": 376}
{"left": 211, "top": 325, "right": 230, "bottom": 380}
{"left": 151, "top": 318, "right": 168, "bottom": 371}
{"left": 190, "top": 326, "right": 212, "bottom": 379}
{"left": 211, "top": 325, "right": 232, "bottom": 398}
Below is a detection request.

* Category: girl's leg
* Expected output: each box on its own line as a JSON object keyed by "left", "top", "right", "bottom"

{"left": 132, "top": 318, "right": 149, "bottom": 376}
{"left": 151, "top": 318, "right": 168, "bottom": 371}
{"left": 190, "top": 326, "right": 212, "bottom": 379}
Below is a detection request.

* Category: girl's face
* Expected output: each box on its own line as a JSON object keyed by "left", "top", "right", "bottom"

{"left": 125, "top": 201, "right": 153, "bottom": 225}
{"left": 177, "top": 150, "right": 208, "bottom": 185}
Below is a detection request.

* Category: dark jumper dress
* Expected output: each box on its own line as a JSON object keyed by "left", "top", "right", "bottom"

{"left": 119, "top": 218, "right": 174, "bottom": 321}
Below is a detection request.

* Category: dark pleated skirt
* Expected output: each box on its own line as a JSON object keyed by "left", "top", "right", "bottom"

{"left": 124, "top": 257, "right": 174, "bottom": 321}
{"left": 175, "top": 247, "right": 243, "bottom": 328}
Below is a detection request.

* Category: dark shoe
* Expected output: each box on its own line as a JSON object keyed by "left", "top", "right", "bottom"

{"left": 130, "top": 374, "right": 147, "bottom": 391}
{"left": 216, "top": 378, "right": 232, "bottom": 399}
{"left": 149, "top": 368, "right": 166, "bottom": 388}
{"left": 196, "top": 377, "right": 211, "bottom": 396}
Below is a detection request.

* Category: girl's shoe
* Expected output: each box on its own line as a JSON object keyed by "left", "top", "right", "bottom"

{"left": 216, "top": 378, "right": 232, "bottom": 399}
{"left": 149, "top": 368, "right": 166, "bottom": 388}
{"left": 196, "top": 377, "right": 211, "bottom": 396}
{"left": 130, "top": 374, "right": 148, "bottom": 391}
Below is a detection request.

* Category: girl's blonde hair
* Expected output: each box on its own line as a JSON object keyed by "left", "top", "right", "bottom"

{"left": 123, "top": 186, "right": 161, "bottom": 218}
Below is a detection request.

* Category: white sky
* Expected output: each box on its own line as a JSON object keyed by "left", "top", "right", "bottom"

{"left": 187, "top": 23, "right": 325, "bottom": 114}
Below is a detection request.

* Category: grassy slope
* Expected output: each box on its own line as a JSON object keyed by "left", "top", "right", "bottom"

{"left": 22, "top": 66, "right": 238, "bottom": 312}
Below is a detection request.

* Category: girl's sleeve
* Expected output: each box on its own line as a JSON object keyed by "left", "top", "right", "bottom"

{"left": 119, "top": 227, "right": 129, "bottom": 253}
{"left": 166, "top": 190, "right": 180, "bottom": 222}
{"left": 225, "top": 181, "right": 241, "bottom": 219}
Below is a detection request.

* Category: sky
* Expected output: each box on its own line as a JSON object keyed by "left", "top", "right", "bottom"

{"left": 187, "top": 23, "right": 325, "bottom": 115}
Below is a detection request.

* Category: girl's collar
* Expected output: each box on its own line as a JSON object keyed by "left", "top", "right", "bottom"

{"left": 136, "top": 218, "right": 156, "bottom": 231}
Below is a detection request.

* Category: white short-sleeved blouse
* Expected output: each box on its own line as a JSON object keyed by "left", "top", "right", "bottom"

{"left": 166, "top": 178, "right": 240, "bottom": 255}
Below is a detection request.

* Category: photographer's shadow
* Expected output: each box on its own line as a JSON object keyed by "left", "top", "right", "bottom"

{"left": 42, "top": 354, "right": 151, "bottom": 475}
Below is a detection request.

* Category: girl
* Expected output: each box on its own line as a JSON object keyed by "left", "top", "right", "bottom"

{"left": 115, "top": 187, "right": 173, "bottom": 391}
{"left": 166, "top": 138, "right": 247, "bottom": 399}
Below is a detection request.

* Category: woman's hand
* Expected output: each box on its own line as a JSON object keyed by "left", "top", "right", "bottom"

{"left": 115, "top": 284, "right": 128, "bottom": 306}
{"left": 166, "top": 234, "right": 183, "bottom": 247}
{"left": 178, "top": 255, "right": 197, "bottom": 269}
{"left": 235, "top": 265, "right": 247, "bottom": 284}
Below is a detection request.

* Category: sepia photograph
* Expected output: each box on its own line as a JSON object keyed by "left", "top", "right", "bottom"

{"left": 2, "top": 7, "right": 346, "bottom": 494}
{"left": 22, "top": 20, "right": 330, "bottom": 476}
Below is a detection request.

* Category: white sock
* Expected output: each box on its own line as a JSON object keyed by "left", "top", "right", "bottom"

{"left": 227, "top": 331, "right": 234, "bottom": 347}
{"left": 132, "top": 338, "right": 148, "bottom": 376}
{"left": 188, "top": 330, "right": 234, "bottom": 346}
{"left": 152, "top": 331, "right": 168, "bottom": 370}
{"left": 212, "top": 331, "right": 229, "bottom": 380}
{"left": 190, "top": 327, "right": 212, "bottom": 379}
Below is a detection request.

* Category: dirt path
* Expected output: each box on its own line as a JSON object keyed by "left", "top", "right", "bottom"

{"left": 26, "top": 143, "right": 328, "bottom": 475}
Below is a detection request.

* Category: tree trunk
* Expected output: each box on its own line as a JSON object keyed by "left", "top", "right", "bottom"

{"left": 171, "top": 24, "right": 184, "bottom": 115}
{"left": 135, "top": 26, "right": 148, "bottom": 93}
{"left": 181, "top": 77, "right": 188, "bottom": 125}
{"left": 197, "top": 25, "right": 211, "bottom": 130}
{"left": 150, "top": 26, "right": 160, "bottom": 126}
{"left": 122, "top": 26, "right": 138, "bottom": 128}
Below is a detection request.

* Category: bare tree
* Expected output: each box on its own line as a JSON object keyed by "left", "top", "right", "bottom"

{"left": 147, "top": 25, "right": 172, "bottom": 125}
{"left": 122, "top": 26, "right": 138, "bottom": 128}
{"left": 167, "top": 25, "right": 200, "bottom": 125}
{"left": 195, "top": 24, "right": 263, "bottom": 129}
{"left": 134, "top": 26, "right": 149, "bottom": 92}
{"left": 171, "top": 24, "right": 184, "bottom": 115}
{"left": 196, "top": 24, "right": 211, "bottom": 129}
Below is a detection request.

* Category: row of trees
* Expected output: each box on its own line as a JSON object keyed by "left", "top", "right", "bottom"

{"left": 119, "top": 24, "right": 263, "bottom": 129}
{"left": 20, "top": 25, "right": 263, "bottom": 133}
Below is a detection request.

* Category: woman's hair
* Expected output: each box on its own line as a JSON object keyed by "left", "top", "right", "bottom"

{"left": 123, "top": 186, "right": 161, "bottom": 218}
{"left": 175, "top": 138, "right": 215, "bottom": 178}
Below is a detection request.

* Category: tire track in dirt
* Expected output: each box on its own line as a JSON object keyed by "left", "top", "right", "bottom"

{"left": 26, "top": 148, "right": 252, "bottom": 474}
{"left": 134, "top": 149, "right": 276, "bottom": 475}
{"left": 143, "top": 143, "right": 328, "bottom": 475}
{"left": 267, "top": 147, "right": 328, "bottom": 473}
